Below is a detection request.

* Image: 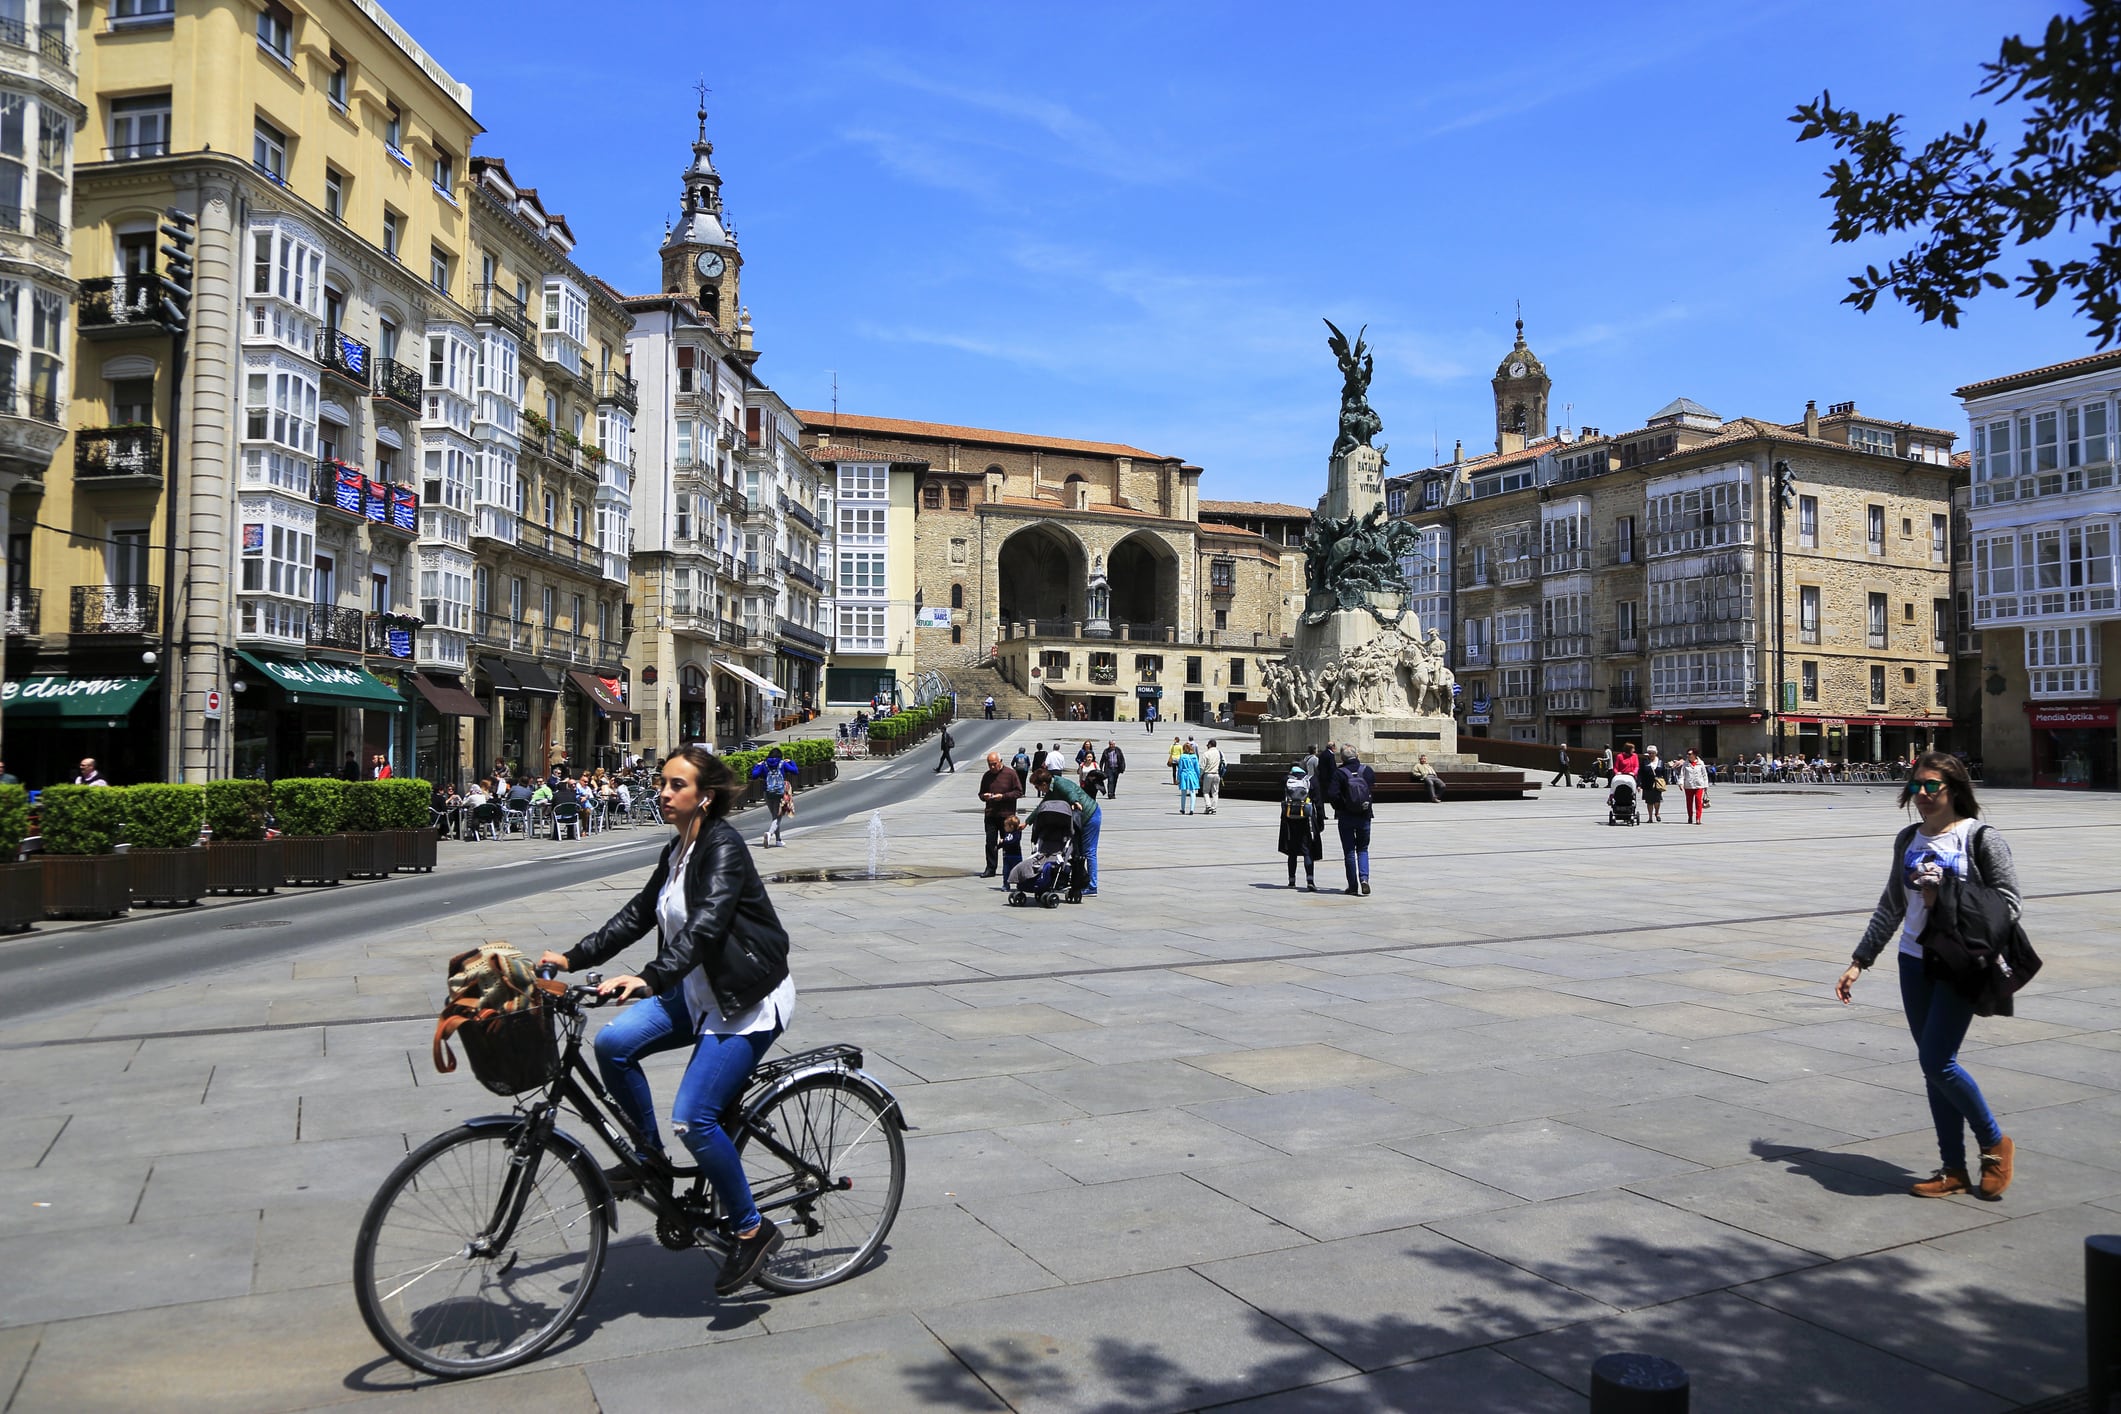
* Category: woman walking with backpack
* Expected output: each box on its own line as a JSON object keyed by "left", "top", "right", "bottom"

{"left": 1277, "top": 764, "right": 1321, "bottom": 890}
{"left": 1834, "top": 752, "right": 2019, "bottom": 1201}
{"left": 750, "top": 748, "right": 798, "bottom": 847}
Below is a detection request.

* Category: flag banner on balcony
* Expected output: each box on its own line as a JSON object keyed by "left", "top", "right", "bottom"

{"left": 388, "top": 626, "right": 413, "bottom": 657}
{"left": 364, "top": 478, "right": 389, "bottom": 522}
{"left": 336, "top": 333, "right": 366, "bottom": 376}
{"left": 389, "top": 485, "right": 417, "bottom": 531}
{"left": 334, "top": 463, "right": 364, "bottom": 514}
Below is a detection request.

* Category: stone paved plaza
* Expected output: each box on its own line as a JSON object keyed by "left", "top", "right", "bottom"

{"left": 1, "top": 742, "right": 2117, "bottom": 1412}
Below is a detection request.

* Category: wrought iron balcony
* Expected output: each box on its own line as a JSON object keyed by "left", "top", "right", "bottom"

{"left": 516, "top": 522, "right": 598, "bottom": 572}
{"left": 78, "top": 275, "right": 180, "bottom": 338}
{"left": 471, "top": 283, "right": 527, "bottom": 338}
{"left": 1611, "top": 685, "right": 1643, "bottom": 710}
{"left": 594, "top": 638, "right": 625, "bottom": 671}
{"left": 4, "top": 589, "right": 38, "bottom": 638}
{"left": 717, "top": 482, "right": 748, "bottom": 516}
{"left": 318, "top": 329, "right": 371, "bottom": 388}
{"left": 70, "top": 585, "right": 159, "bottom": 635}
{"left": 366, "top": 614, "right": 416, "bottom": 659}
{"left": 596, "top": 369, "right": 638, "bottom": 413}
{"left": 74, "top": 426, "right": 164, "bottom": 483}
{"left": 777, "top": 494, "right": 820, "bottom": 534}
{"left": 1604, "top": 634, "right": 1642, "bottom": 655}
{"left": 542, "top": 625, "right": 588, "bottom": 663}
{"left": 372, "top": 357, "right": 422, "bottom": 413}
{"left": 719, "top": 618, "right": 749, "bottom": 648}
{"left": 304, "top": 603, "right": 363, "bottom": 652}
{"left": 777, "top": 618, "right": 828, "bottom": 652}
{"left": 787, "top": 561, "right": 822, "bottom": 591}
{"left": 471, "top": 610, "right": 535, "bottom": 655}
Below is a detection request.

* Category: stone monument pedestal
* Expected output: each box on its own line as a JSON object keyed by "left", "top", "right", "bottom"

{"left": 1258, "top": 712, "right": 1458, "bottom": 765}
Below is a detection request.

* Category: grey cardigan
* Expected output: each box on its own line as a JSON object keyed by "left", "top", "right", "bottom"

{"left": 1852, "top": 820, "right": 2022, "bottom": 968}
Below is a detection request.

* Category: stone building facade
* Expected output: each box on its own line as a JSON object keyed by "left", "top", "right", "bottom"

{"left": 1955, "top": 350, "right": 2121, "bottom": 790}
{"left": 1391, "top": 326, "right": 1959, "bottom": 763}
{"left": 797, "top": 412, "right": 1286, "bottom": 724}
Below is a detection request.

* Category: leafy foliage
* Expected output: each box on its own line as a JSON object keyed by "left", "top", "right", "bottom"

{"left": 38, "top": 785, "right": 128, "bottom": 855}
{"left": 1792, "top": 2, "right": 2121, "bottom": 342}
{"left": 376, "top": 778, "right": 433, "bottom": 829}
{"left": 204, "top": 779, "right": 272, "bottom": 841}
{"left": 343, "top": 780, "right": 384, "bottom": 833}
{"left": 0, "top": 784, "right": 27, "bottom": 860}
{"left": 272, "top": 777, "right": 349, "bottom": 837}
{"left": 722, "top": 739, "right": 834, "bottom": 782}
{"left": 125, "top": 784, "right": 206, "bottom": 849}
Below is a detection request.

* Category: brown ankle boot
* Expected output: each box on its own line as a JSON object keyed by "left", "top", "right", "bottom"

{"left": 1910, "top": 1167, "right": 1971, "bottom": 1198}
{"left": 1976, "top": 1137, "right": 2014, "bottom": 1200}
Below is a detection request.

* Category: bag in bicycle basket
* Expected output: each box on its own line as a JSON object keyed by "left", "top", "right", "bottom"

{"left": 431, "top": 941, "right": 566, "bottom": 1095}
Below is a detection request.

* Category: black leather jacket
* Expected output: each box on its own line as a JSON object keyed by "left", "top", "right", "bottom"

{"left": 565, "top": 816, "right": 791, "bottom": 1018}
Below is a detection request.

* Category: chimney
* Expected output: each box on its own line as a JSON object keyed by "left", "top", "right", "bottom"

{"left": 1803, "top": 400, "right": 1819, "bottom": 439}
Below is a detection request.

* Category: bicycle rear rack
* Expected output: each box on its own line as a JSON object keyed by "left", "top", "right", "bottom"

{"left": 749, "top": 1042, "right": 864, "bottom": 1090}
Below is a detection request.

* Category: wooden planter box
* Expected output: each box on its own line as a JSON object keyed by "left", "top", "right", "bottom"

{"left": 130, "top": 847, "right": 207, "bottom": 907}
{"left": 41, "top": 853, "right": 130, "bottom": 919}
{"left": 282, "top": 834, "right": 349, "bottom": 886}
{"left": 344, "top": 831, "right": 392, "bottom": 879}
{"left": 384, "top": 828, "right": 436, "bottom": 873}
{"left": 0, "top": 860, "right": 42, "bottom": 931}
{"left": 206, "top": 839, "right": 282, "bottom": 895}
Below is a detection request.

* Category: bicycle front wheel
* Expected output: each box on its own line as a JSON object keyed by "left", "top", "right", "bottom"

{"left": 738, "top": 1074, "right": 905, "bottom": 1293}
{"left": 353, "top": 1124, "right": 607, "bottom": 1378}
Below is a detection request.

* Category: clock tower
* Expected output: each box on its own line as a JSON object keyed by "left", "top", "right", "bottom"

{"left": 1491, "top": 316, "right": 1550, "bottom": 455}
{"left": 659, "top": 102, "right": 742, "bottom": 333}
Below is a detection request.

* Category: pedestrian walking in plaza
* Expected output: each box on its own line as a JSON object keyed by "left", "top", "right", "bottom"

{"left": 935, "top": 723, "right": 957, "bottom": 773}
{"left": 1100, "top": 741, "right": 1126, "bottom": 797}
{"left": 978, "top": 751, "right": 1023, "bottom": 878}
{"left": 1595, "top": 747, "right": 1614, "bottom": 787}
{"left": 1278, "top": 764, "right": 1321, "bottom": 890}
{"left": 1640, "top": 746, "right": 1667, "bottom": 822}
{"left": 1835, "top": 752, "right": 2019, "bottom": 1201}
{"left": 984, "top": 694, "right": 996, "bottom": 719}
{"left": 1678, "top": 748, "right": 1711, "bottom": 823}
{"left": 751, "top": 747, "right": 798, "bottom": 847}
{"left": 1031, "top": 766, "right": 1101, "bottom": 899}
{"left": 1143, "top": 701, "right": 1158, "bottom": 732}
{"left": 537, "top": 745, "right": 794, "bottom": 1295}
{"left": 1614, "top": 741, "right": 1641, "bottom": 783}
{"left": 1174, "top": 742, "right": 1203, "bottom": 814}
{"left": 1550, "top": 743, "right": 1572, "bottom": 788}
{"left": 1011, "top": 745, "right": 1033, "bottom": 778}
{"left": 1076, "top": 739, "right": 1096, "bottom": 773}
{"left": 1201, "top": 740, "right": 1224, "bottom": 814}
{"left": 1324, "top": 748, "right": 1376, "bottom": 895}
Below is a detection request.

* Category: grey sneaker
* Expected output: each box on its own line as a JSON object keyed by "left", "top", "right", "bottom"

{"left": 715, "top": 1217, "right": 784, "bottom": 1295}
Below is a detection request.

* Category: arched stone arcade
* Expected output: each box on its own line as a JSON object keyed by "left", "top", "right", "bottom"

{"left": 996, "top": 522, "right": 1089, "bottom": 630}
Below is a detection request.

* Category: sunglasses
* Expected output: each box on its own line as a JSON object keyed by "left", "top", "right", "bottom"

{"left": 1908, "top": 779, "right": 1948, "bottom": 796}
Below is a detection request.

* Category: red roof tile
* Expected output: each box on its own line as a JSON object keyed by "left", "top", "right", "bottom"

{"left": 794, "top": 411, "right": 1173, "bottom": 462}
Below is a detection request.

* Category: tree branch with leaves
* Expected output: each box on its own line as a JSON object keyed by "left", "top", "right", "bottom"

{"left": 1792, "top": 1, "right": 2121, "bottom": 344}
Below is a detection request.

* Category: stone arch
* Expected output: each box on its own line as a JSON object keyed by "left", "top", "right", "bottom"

{"left": 1106, "top": 530, "right": 1179, "bottom": 632}
{"left": 996, "top": 521, "right": 1089, "bottom": 631}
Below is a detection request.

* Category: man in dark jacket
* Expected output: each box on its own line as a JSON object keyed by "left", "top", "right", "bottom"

{"left": 978, "top": 752, "right": 1023, "bottom": 878}
{"left": 1324, "top": 748, "right": 1377, "bottom": 896}
{"left": 1100, "top": 741, "right": 1125, "bottom": 798}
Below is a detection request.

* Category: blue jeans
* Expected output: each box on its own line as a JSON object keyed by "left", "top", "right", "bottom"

{"left": 593, "top": 991, "right": 780, "bottom": 1231}
{"left": 1336, "top": 813, "right": 1371, "bottom": 889}
{"left": 1080, "top": 810, "right": 1101, "bottom": 892}
{"left": 1898, "top": 952, "right": 2001, "bottom": 1169}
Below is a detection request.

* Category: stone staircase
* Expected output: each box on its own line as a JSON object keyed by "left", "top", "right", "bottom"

{"left": 967, "top": 662, "right": 1050, "bottom": 720}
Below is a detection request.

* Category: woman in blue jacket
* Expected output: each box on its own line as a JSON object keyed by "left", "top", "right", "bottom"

{"left": 1175, "top": 742, "right": 1203, "bottom": 815}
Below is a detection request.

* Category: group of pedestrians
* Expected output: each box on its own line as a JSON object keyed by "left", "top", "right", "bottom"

{"left": 978, "top": 748, "right": 1101, "bottom": 902}
{"left": 1168, "top": 737, "right": 1224, "bottom": 815}
{"left": 1276, "top": 742, "right": 1375, "bottom": 895}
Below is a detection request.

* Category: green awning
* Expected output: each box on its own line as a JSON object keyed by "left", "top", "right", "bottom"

{"left": 235, "top": 651, "right": 404, "bottom": 712}
{"left": 0, "top": 675, "right": 157, "bottom": 728}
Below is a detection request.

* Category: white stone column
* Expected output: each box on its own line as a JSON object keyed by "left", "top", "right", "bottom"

{"left": 175, "top": 176, "right": 240, "bottom": 782}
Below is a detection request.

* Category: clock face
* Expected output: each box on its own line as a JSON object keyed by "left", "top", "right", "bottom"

{"left": 1508, "top": 361, "right": 1528, "bottom": 379}
{"left": 695, "top": 250, "right": 726, "bottom": 278}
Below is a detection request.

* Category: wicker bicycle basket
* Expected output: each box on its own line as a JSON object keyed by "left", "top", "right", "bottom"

{"left": 458, "top": 1001, "right": 562, "bottom": 1096}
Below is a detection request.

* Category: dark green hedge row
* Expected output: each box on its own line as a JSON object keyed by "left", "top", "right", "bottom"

{"left": 14, "top": 778, "right": 436, "bottom": 857}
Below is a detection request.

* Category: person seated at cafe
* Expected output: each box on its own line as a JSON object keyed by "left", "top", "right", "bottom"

{"left": 530, "top": 778, "right": 555, "bottom": 806}
{"left": 462, "top": 779, "right": 491, "bottom": 808}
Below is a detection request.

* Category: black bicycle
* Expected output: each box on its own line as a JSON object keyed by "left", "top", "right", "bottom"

{"left": 353, "top": 972, "right": 909, "bottom": 1378}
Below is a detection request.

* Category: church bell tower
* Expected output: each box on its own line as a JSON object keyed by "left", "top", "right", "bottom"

{"left": 659, "top": 99, "right": 742, "bottom": 334}
{"left": 1492, "top": 317, "right": 1551, "bottom": 455}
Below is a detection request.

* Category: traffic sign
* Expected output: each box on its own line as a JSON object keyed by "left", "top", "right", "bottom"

{"left": 204, "top": 689, "right": 223, "bottom": 720}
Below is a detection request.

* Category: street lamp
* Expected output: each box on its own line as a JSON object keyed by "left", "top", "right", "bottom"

{"left": 1771, "top": 459, "right": 1796, "bottom": 756}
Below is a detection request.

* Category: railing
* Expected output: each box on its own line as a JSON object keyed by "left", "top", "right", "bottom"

{"left": 471, "top": 283, "right": 527, "bottom": 338}
{"left": 1610, "top": 686, "right": 1643, "bottom": 710}
{"left": 777, "top": 618, "right": 828, "bottom": 652}
{"left": 596, "top": 369, "right": 638, "bottom": 412}
{"left": 28, "top": 211, "right": 61, "bottom": 247}
{"left": 0, "top": 380, "right": 61, "bottom": 423}
{"left": 718, "top": 482, "right": 748, "bottom": 516}
{"left": 1604, "top": 634, "right": 1641, "bottom": 655}
{"left": 719, "top": 618, "right": 749, "bottom": 648}
{"left": 1460, "top": 644, "right": 1490, "bottom": 668}
{"left": 70, "top": 585, "right": 159, "bottom": 635}
{"left": 1867, "top": 629, "right": 1888, "bottom": 649}
{"left": 78, "top": 274, "right": 176, "bottom": 334}
{"left": 542, "top": 625, "right": 588, "bottom": 663}
{"left": 471, "top": 610, "right": 535, "bottom": 654}
{"left": 318, "top": 329, "right": 371, "bottom": 387}
{"left": 365, "top": 614, "right": 415, "bottom": 659}
{"left": 4, "top": 589, "right": 38, "bottom": 637}
{"left": 372, "top": 357, "right": 422, "bottom": 412}
{"left": 787, "top": 561, "right": 822, "bottom": 591}
{"left": 594, "top": 638, "right": 625, "bottom": 671}
{"left": 104, "top": 140, "right": 171, "bottom": 161}
{"left": 305, "top": 604, "right": 363, "bottom": 651}
{"left": 74, "top": 426, "right": 164, "bottom": 480}
{"left": 516, "top": 521, "right": 599, "bottom": 571}
{"left": 1457, "top": 569, "right": 1493, "bottom": 590}
{"left": 778, "top": 494, "right": 820, "bottom": 534}
{"left": 1, "top": 19, "right": 75, "bottom": 64}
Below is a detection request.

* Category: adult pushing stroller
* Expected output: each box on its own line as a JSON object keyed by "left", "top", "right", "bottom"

{"left": 1007, "top": 799, "right": 1079, "bottom": 908}
{"left": 1606, "top": 772, "right": 1642, "bottom": 826}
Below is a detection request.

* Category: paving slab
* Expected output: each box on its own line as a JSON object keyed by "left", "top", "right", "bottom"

{"left": 0, "top": 1211, "right": 256, "bottom": 1327}
{"left": 1388, "top": 1118, "right": 1703, "bottom": 1201}
{"left": 996, "top": 1108, "right": 1283, "bottom": 1185}
{"left": 1555, "top": 1093, "right": 1864, "bottom": 1168}
{"left": 1183, "top": 1085, "right": 1453, "bottom": 1154}
{"left": 1626, "top": 1155, "right": 2005, "bottom": 1259}
{"left": 962, "top": 1171, "right": 1309, "bottom": 1283}
{"left": 1188, "top": 1146, "right": 1522, "bottom": 1242}
{"left": 1206, "top": 1345, "right": 1582, "bottom": 1413}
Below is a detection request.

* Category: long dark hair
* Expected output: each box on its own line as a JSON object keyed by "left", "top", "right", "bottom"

{"left": 662, "top": 746, "right": 743, "bottom": 819}
{"left": 1901, "top": 750, "right": 1980, "bottom": 819}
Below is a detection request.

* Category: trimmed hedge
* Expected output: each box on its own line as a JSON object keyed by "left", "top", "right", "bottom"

{"left": 126, "top": 783, "right": 206, "bottom": 849}
{"left": 38, "top": 785, "right": 128, "bottom": 855}
{"left": 376, "top": 778, "right": 432, "bottom": 829}
{"left": 866, "top": 702, "right": 946, "bottom": 743}
{"left": 723, "top": 739, "right": 833, "bottom": 784}
{"left": 272, "top": 777, "right": 349, "bottom": 837}
{"left": 343, "top": 780, "right": 383, "bottom": 833}
{"left": 204, "top": 779, "right": 272, "bottom": 841}
{"left": 0, "top": 783, "right": 26, "bottom": 860}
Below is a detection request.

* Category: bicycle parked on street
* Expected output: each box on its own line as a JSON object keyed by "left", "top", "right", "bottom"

{"left": 353, "top": 969, "right": 908, "bottom": 1378}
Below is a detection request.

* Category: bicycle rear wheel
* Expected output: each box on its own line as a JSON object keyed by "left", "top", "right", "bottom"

{"left": 738, "top": 1074, "right": 904, "bottom": 1293}
{"left": 353, "top": 1124, "right": 607, "bottom": 1377}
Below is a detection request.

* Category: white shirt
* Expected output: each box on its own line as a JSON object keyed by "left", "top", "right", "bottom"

{"left": 1677, "top": 759, "right": 1711, "bottom": 790}
{"left": 1899, "top": 819, "right": 1974, "bottom": 959}
{"left": 1044, "top": 750, "right": 1067, "bottom": 773}
{"left": 659, "top": 837, "right": 797, "bottom": 1037}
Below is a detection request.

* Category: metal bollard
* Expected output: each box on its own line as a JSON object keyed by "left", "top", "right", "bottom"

{"left": 1590, "top": 1352, "right": 1689, "bottom": 1414}
{"left": 2091, "top": 1235, "right": 2121, "bottom": 1414}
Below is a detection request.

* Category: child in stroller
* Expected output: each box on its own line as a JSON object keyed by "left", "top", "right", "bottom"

{"left": 1007, "top": 799, "right": 1078, "bottom": 908}
{"left": 1606, "top": 772, "right": 1642, "bottom": 826}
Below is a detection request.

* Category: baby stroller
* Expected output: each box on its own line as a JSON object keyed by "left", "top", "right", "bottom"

{"left": 1007, "top": 799, "right": 1078, "bottom": 908}
{"left": 1606, "top": 773, "right": 1642, "bottom": 826}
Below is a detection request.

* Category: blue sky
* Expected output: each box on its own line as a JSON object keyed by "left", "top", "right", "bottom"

{"left": 396, "top": 0, "right": 2090, "bottom": 501}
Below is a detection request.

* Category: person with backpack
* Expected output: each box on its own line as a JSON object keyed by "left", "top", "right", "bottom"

{"left": 1277, "top": 764, "right": 1322, "bottom": 890}
{"left": 935, "top": 722, "right": 957, "bottom": 773}
{"left": 1323, "top": 747, "right": 1376, "bottom": 895}
{"left": 750, "top": 748, "right": 798, "bottom": 847}
{"left": 1011, "top": 745, "right": 1033, "bottom": 779}
{"left": 1834, "top": 752, "right": 2021, "bottom": 1201}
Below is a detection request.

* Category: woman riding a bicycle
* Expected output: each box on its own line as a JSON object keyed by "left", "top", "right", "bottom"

{"left": 538, "top": 744, "right": 793, "bottom": 1296}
